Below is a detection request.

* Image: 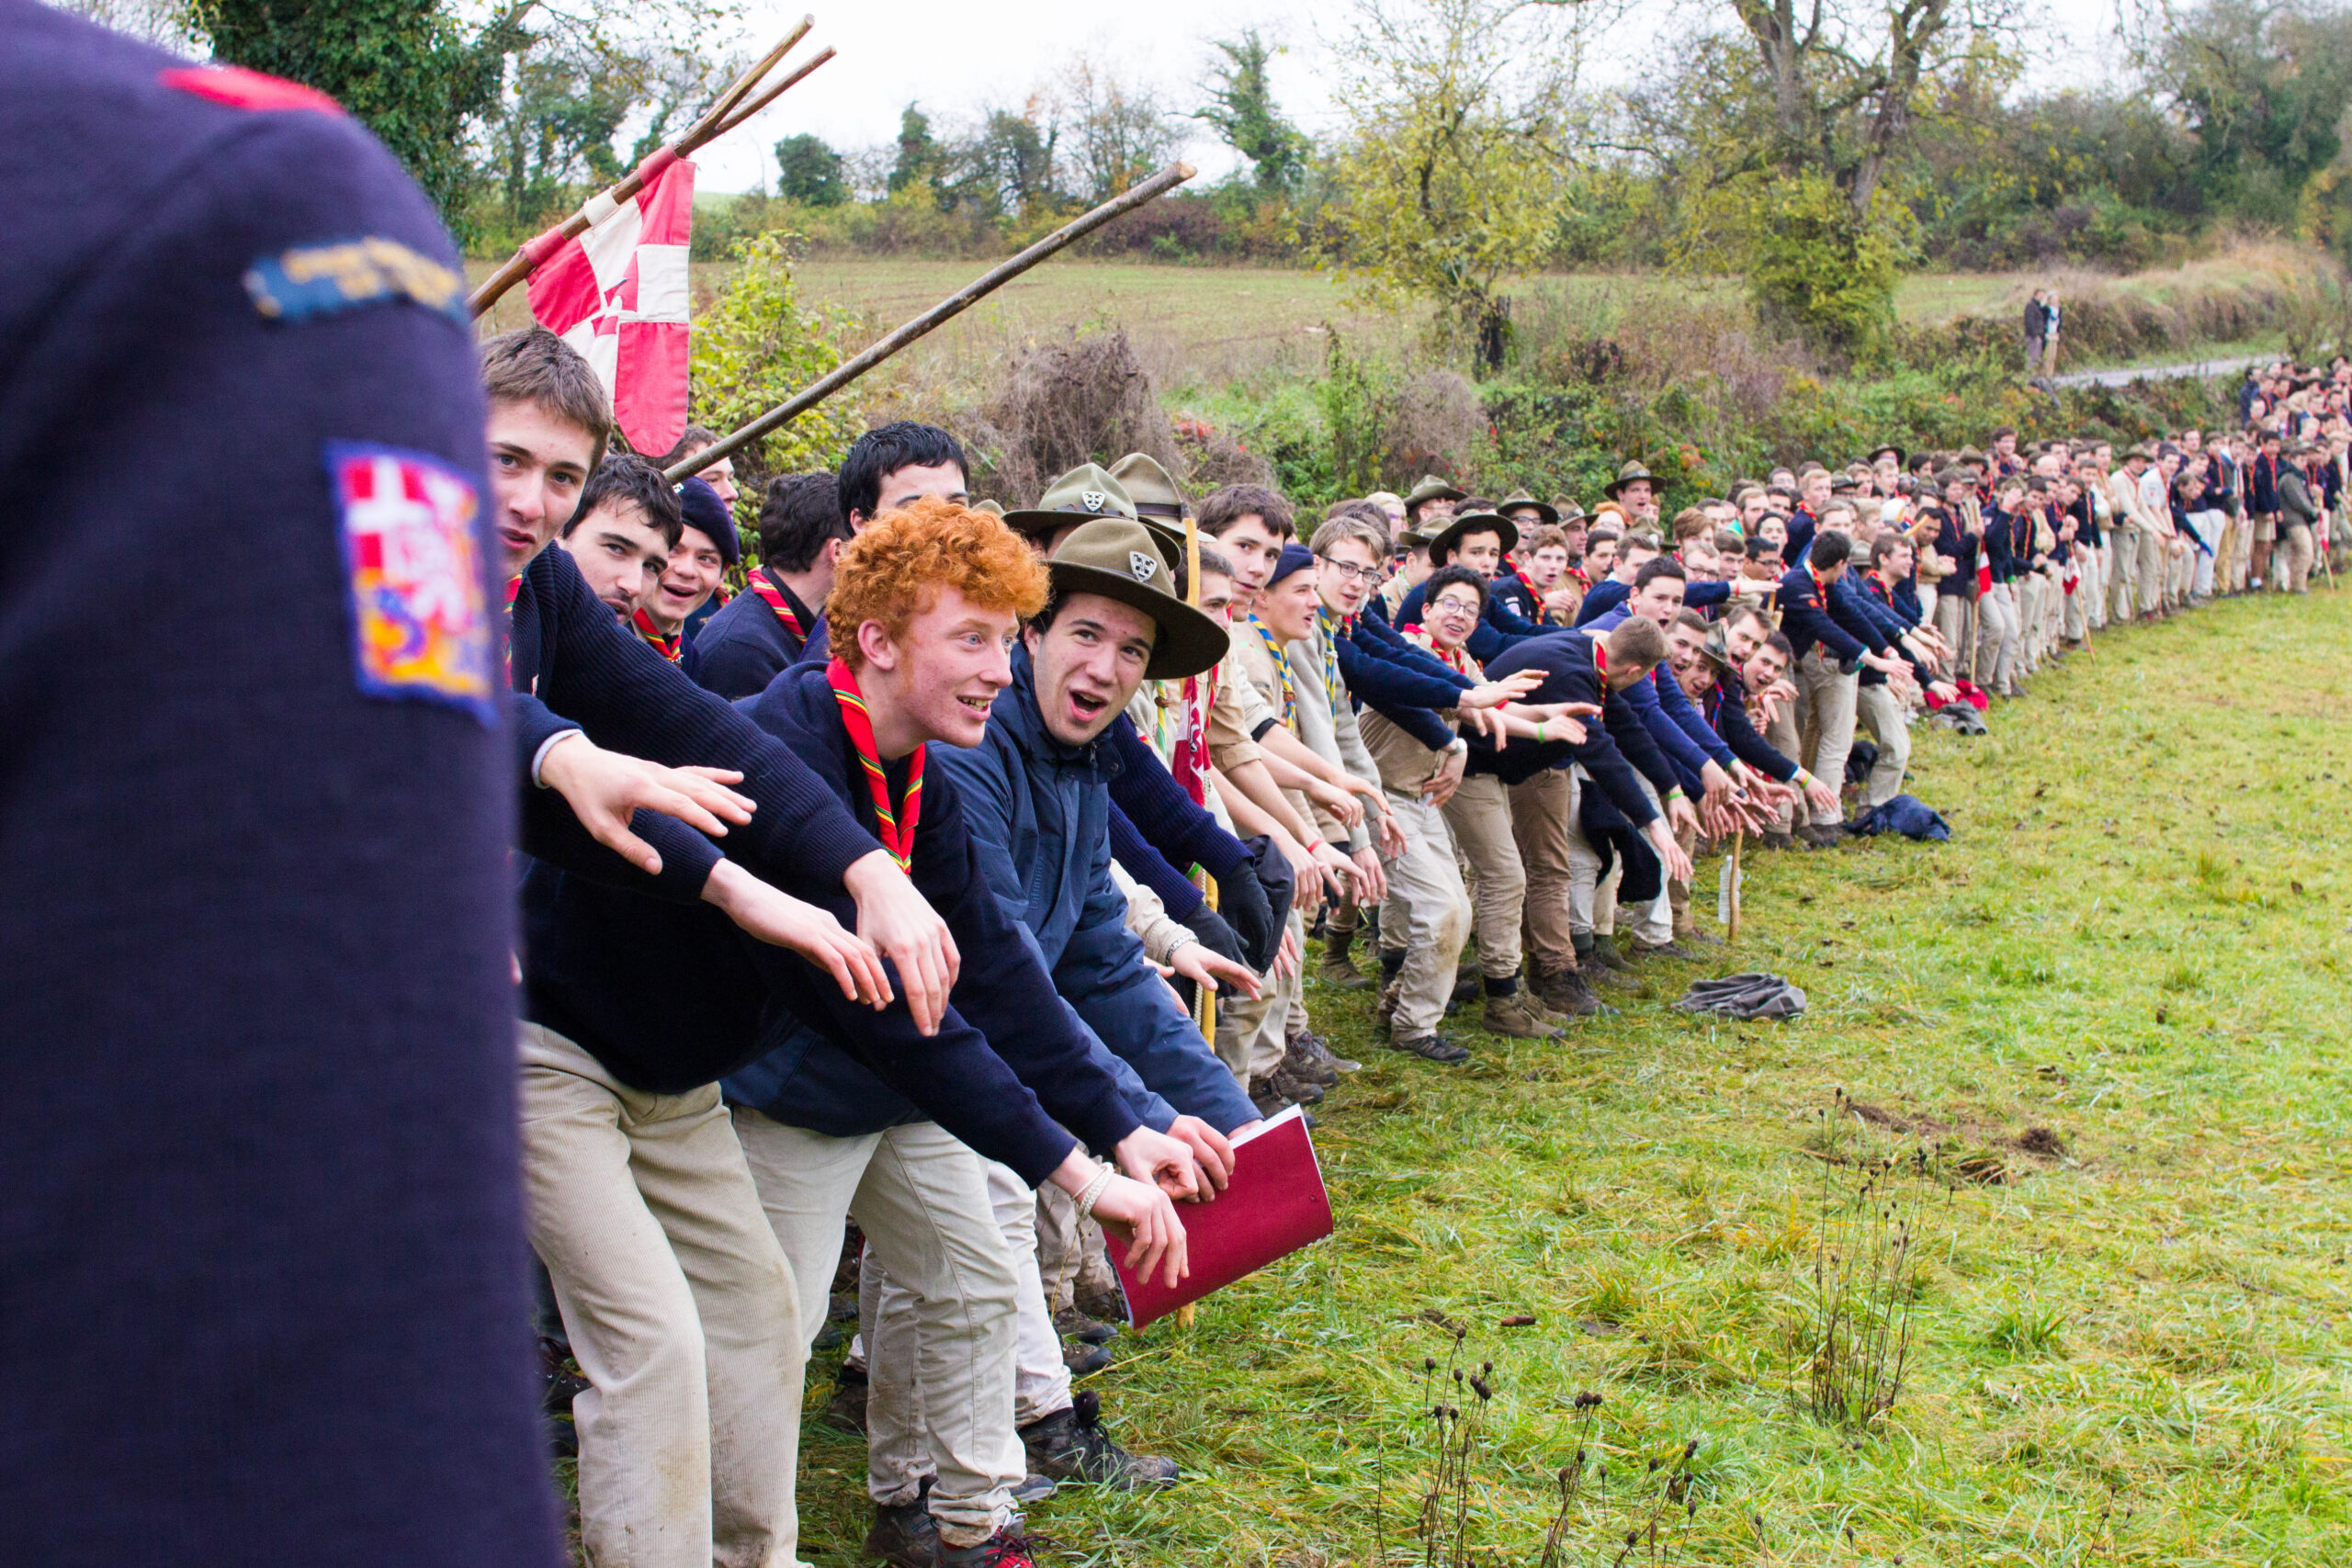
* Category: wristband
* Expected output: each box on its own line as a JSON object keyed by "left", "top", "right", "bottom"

{"left": 1534, "top": 719, "right": 1548, "bottom": 743}
{"left": 1074, "top": 1164, "right": 1115, "bottom": 1221}
{"left": 1792, "top": 767, "right": 1815, "bottom": 788}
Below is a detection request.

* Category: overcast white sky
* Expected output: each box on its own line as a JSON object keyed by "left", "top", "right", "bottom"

{"left": 689, "top": 0, "right": 2139, "bottom": 193}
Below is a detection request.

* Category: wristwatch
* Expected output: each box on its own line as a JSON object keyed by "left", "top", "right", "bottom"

{"left": 1444, "top": 737, "right": 1470, "bottom": 760}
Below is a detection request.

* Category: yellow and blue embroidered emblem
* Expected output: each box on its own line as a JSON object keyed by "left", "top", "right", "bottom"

{"left": 246, "top": 238, "right": 467, "bottom": 326}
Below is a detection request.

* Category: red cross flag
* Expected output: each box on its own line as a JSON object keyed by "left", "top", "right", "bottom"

{"left": 526, "top": 149, "right": 695, "bottom": 457}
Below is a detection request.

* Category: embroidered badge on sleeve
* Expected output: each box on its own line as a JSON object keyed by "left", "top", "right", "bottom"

{"left": 327, "top": 442, "right": 497, "bottom": 725}
{"left": 246, "top": 238, "right": 469, "bottom": 327}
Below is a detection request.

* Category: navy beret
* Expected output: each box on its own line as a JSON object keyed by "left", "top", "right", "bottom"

{"left": 1266, "top": 542, "right": 1317, "bottom": 588}
{"left": 676, "top": 477, "right": 741, "bottom": 566}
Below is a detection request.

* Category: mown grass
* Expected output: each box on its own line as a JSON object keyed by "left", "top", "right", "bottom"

{"left": 789, "top": 588, "right": 2352, "bottom": 1566}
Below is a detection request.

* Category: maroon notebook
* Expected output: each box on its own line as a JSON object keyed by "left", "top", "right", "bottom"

{"left": 1105, "top": 1107, "right": 1335, "bottom": 1329}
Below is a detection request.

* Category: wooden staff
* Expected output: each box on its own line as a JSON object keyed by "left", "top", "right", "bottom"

{"left": 1727, "top": 829, "right": 1743, "bottom": 943}
{"left": 1185, "top": 511, "right": 1217, "bottom": 1048}
{"left": 666, "top": 163, "right": 1197, "bottom": 484}
{"left": 466, "top": 15, "right": 829, "bottom": 319}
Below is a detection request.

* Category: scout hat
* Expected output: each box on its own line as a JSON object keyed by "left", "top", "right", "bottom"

{"left": 975, "top": 498, "right": 1004, "bottom": 516}
{"left": 1047, "top": 519, "right": 1229, "bottom": 681}
{"left": 1402, "top": 474, "right": 1466, "bottom": 515}
{"left": 1601, "top": 460, "right": 1661, "bottom": 501}
{"left": 1001, "top": 463, "right": 1137, "bottom": 543}
{"left": 1868, "top": 444, "right": 1905, "bottom": 467}
{"left": 1553, "top": 494, "right": 1588, "bottom": 526}
{"left": 1105, "top": 452, "right": 1192, "bottom": 563}
{"left": 1427, "top": 509, "right": 1519, "bottom": 567}
{"left": 1497, "top": 489, "right": 1559, "bottom": 525}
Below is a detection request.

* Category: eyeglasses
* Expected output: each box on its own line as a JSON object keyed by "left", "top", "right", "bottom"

{"left": 1430, "top": 595, "right": 1482, "bottom": 616}
{"left": 1317, "top": 556, "right": 1380, "bottom": 584}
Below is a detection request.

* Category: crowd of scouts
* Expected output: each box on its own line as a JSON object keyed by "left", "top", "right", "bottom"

{"left": 497, "top": 323, "right": 2352, "bottom": 1568}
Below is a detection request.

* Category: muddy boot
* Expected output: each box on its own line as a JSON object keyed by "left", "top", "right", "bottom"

{"left": 1280, "top": 1035, "right": 1340, "bottom": 1087}
{"left": 1020, "top": 1391, "right": 1178, "bottom": 1489}
{"left": 862, "top": 1499, "right": 937, "bottom": 1568}
{"left": 1292, "top": 1030, "right": 1361, "bottom": 1075}
{"left": 1319, "top": 926, "right": 1372, "bottom": 990}
{"left": 1578, "top": 934, "right": 1636, "bottom": 989}
{"left": 1534, "top": 962, "right": 1614, "bottom": 1019}
{"left": 1373, "top": 950, "right": 1406, "bottom": 1035}
{"left": 1480, "top": 983, "right": 1563, "bottom": 1039}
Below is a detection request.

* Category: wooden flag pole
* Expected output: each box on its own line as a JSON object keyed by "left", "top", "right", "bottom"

{"left": 465, "top": 15, "right": 827, "bottom": 320}
{"left": 666, "top": 163, "right": 1196, "bottom": 485}
{"left": 1185, "top": 511, "right": 1216, "bottom": 1050}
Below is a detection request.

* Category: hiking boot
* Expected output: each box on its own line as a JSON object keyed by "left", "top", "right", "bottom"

{"left": 864, "top": 1500, "right": 938, "bottom": 1568}
{"left": 1590, "top": 936, "right": 1634, "bottom": 974}
{"left": 537, "top": 1335, "right": 589, "bottom": 1418}
{"left": 1279, "top": 1039, "right": 1339, "bottom": 1087}
{"left": 1292, "top": 1030, "right": 1361, "bottom": 1075}
{"left": 1760, "top": 829, "right": 1796, "bottom": 852}
{"left": 1390, "top": 1032, "right": 1472, "bottom": 1064}
{"left": 1534, "top": 964, "right": 1615, "bottom": 1019}
{"left": 1019, "top": 1391, "right": 1179, "bottom": 1489}
{"left": 1054, "top": 1308, "right": 1118, "bottom": 1346}
{"left": 1678, "top": 927, "right": 1724, "bottom": 947}
{"left": 1632, "top": 938, "right": 1699, "bottom": 962}
{"left": 1248, "top": 1079, "right": 1288, "bottom": 1119}
{"left": 1451, "top": 970, "right": 1483, "bottom": 1004}
{"left": 1796, "top": 823, "right": 1844, "bottom": 850}
{"left": 1318, "top": 928, "right": 1372, "bottom": 990}
{"left": 937, "top": 1529, "right": 1046, "bottom": 1567}
{"left": 1374, "top": 972, "right": 1401, "bottom": 1035}
{"left": 1012, "top": 1472, "right": 1057, "bottom": 1504}
{"left": 1063, "top": 1338, "right": 1110, "bottom": 1376}
{"left": 1271, "top": 1063, "right": 1325, "bottom": 1104}
{"left": 827, "top": 1361, "right": 870, "bottom": 1435}
{"left": 1481, "top": 990, "right": 1563, "bottom": 1039}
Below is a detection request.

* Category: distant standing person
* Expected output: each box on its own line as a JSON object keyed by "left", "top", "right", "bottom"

{"left": 2041, "top": 289, "right": 2063, "bottom": 376}
{"left": 2022, "top": 288, "right": 2050, "bottom": 374}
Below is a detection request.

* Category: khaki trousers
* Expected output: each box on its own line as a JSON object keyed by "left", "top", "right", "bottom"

{"left": 519, "top": 1025, "right": 805, "bottom": 1568}
{"left": 1795, "top": 649, "right": 1859, "bottom": 826}
{"left": 1932, "top": 591, "right": 1968, "bottom": 664}
{"left": 1442, "top": 772, "right": 1523, "bottom": 978}
{"left": 2279, "top": 522, "right": 2315, "bottom": 592}
{"left": 1216, "top": 905, "right": 1301, "bottom": 1084}
{"left": 1853, "top": 682, "right": 1911, "bottom": 808}
{"left": 729, "top": 1111, "right": 1023, "bottom": 1550}
{"left": 1508, "top": 766, "right": 1577, "bottom": 974}
{"left": 1973, "top": 583, "right": 2021, "bottom": 695}
{"left": 1381, "top": 791, "right": 1470, "bottom": 1039}
{"left": 2016, "top": 572, "right": 2047, "bottom": 671}
{"left": 2132, "top": 525, "right": 2165, "bottom": 616}
{"left": 2064, "top": 555, "right": 2092, "bottom": 641}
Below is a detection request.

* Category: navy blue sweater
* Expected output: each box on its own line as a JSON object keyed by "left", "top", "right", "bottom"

{"left": 689, "top": 566, "right": 812, "bottom": 700}
{"left": 1, "top": 9, "right": 560, "bottom": 1561}
{"left": 525, "top": 662, "right": 1147, "bottom": 1184}
{"left": 1463, "top": 632, "right": 1668, "bottom": 825}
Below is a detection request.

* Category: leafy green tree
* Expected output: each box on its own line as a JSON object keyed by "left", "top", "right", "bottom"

{"left": 954, "top": 107, "right": 1062, "bottom": 218}
{"left": 189, "top": 0, "right": 522, "bottom": 231}
{"left": 888, "top": 103, "right": 948, "bottom": 198}
{"left": 775, "top": 132, "right": 848, "bottom": 206}
{"left": 689, "top": 231, "right": 865, "bottom": 491}
{"left": 1318, "top": 0, "right": 1582, "bottom": 370}
{"left": 2142, "top": 0, "right": 2352, "bottom": 225}
{"left": 1196, "top": 31, "right": 1308, "bottom": 197}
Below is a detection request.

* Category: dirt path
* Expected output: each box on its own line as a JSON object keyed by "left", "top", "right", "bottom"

{"left": 2050, "top": 353, "right": 2265, "bottom": 389}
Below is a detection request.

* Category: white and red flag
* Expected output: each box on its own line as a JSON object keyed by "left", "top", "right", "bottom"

{"left": 526, "top": 149, "right": 695, "bottom": 457}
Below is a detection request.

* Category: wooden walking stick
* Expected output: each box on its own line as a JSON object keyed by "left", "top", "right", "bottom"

{"left": 666, "top": 163, "right": 1197, "bottom": 484}
{"left": 465, "top": 16, "right": 832, "bottom": 320}
{"left": 1727, "top": 829, "right": 1743, "bottom": 944}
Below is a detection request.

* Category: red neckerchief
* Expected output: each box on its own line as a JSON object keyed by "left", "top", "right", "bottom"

{"left": 632, "top": 608, "right": 683, "bottom": 662}
{"left": 827, "top": 656, "right": 922, "bottom": 872}
{"left": 748, "top": 569, "right": 806, "bottom": 644}
{"left": 1807, "top": 565, "right": 1833, "bottom": 604}
{"left": 1566, "top": 565, "right": 1591, "bottom": 589}
{"left": 1171, "top": 666, "right": 1219, "bottom": 807}
{"left": 1590, "top": 637, "right": 1608, "bottom": 678}
{"left": 1864, "top": 569, "right": 1893, "bottom": 605}
{"left": 1403, "top": 626, "right": 1477, "bottom": 677}
{"left": 503, "top": 573, "right": 522, "bottom": 684}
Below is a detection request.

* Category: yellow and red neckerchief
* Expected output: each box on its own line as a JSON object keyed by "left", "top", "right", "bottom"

{"left": 503, "top": 573, "right": 522, "bottom": 683}
{"left": 632, "top": 608, "right": 683, "bottom": 662}
{"left": 827, "top": 656, "right": 923, "bottom": 872}
{"left": 748, "top": 570, "right": 806, "bottom": 643}
{"left": 1402, "top": 625, "right": 1479, "bottom": 678}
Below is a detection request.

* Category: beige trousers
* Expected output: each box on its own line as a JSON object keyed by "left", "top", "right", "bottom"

{"left": 1508, "top": 766, "right": 1578, "bottom": 975}
{"left": 2278, "top": 523, "right": 2315, "bottom": 592}
{"left": 1216, "top": 907, "right": 1301, "bottom": 1083}
{"left": 519, "top": 1024, "right": 805, "bottom": 1568}
{"left": 1381, "top": 791, "right": 1471, "bottom": 1038}
{"left": 1853, "top": 682, "right": 1911, "bottom": 808}
{"left": 2132, "top": 525, "right": 2165, "bottom": 616}
{"left": 1795, "top": 649, "right": 1860, "bottom": 825}
{"left": 1442, "top": 772, "right": 1523, "bottom": 979}
{"left": 729, "top": 1110, "right": 1024, "bottom": 1549}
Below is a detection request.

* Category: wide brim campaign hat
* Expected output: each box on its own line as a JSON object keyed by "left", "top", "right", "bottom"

{"left": 1868, "top": 445, "right": 1905, "bottom": 467}
{"left": 1956, "top": 446, "right": 1987, "bottom": 467}
{"left": 1700, "top": 621, "right": 1738, "bottom": 672}
{"left": 1426, "top": 509, "right": 1519, "bottom": 566}
{"left": 1046, "top": 519, "right": 1230, "bottom": 682}
{"left": 1001, "top": 463, "right": 1138, "bottom": 540}
{"left": 1403, "top": 474, "right": 1467, "bottom": 510}
{"left": 1497, "top": 489, "right": 1559, "bottom": 525}
{"left": 1601, "top": 461, "right": 1661, "bottom": 500}
{"left": 1106, "top": 452, "right": 1193, "bottom": 563}
{"left": 1553, "top": 495, "right": 1589, "bottom": 525}
{"left": 975, "top": 498, "right": 1005, "bottom": 516}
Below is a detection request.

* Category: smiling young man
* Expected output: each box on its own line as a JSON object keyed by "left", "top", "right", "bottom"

{"left": 641, "top": 478, "right": 736, "bottom": 663}
{"left": 559, "top": 454, "right": 680, "bottom": 626}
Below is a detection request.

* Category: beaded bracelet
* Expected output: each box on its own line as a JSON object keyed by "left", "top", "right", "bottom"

{"left": 1074, "top": 1164, "right": 1115, "bottom": 1221}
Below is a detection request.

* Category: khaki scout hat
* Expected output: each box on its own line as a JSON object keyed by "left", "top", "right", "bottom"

{"left": 1046, "top": 519, "right": 1230, "bottom": 681}
{"left": 1104, "top": 453, "right": 1191, "bottom": 563}
{"left": 1497, "top": 489, "right": 1558, "bottom": 525}
{"left": 975, "top": 498, "right": 1004, "bottom": 516}
{"left": 1001, "top": 464, "right": 1137, "bottom": 543}
{"left": 1402, "top": 474, "right": 1467, "bottom": 513}
{"left": 1552, "top": 494, "right": 1588, "bottom": 526}
{"left": 1602, "top": 461, "right": 1662, "bottom": 501}
{"left": 1427, "top": 509, "right": 1519, "bottom": 567}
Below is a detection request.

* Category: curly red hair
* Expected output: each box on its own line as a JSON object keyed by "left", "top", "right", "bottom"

{"left": 828, "top": 497, "right": 1048, "bottom": 671}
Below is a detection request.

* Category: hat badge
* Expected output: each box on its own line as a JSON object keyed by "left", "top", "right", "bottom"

{"left": 1129, "top": 550, "right": 1159, "bottom": 582}
{"left": 1080, "top": 490, "right": 1108, "bottom": 513}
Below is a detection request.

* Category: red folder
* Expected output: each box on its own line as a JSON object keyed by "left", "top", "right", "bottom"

{"left": 1104, "top": 1106, "right": 1335, "bottom": 1329}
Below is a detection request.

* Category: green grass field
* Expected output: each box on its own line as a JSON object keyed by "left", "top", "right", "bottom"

{"left": 786, "top": 588, "right": 2352, "bottom": 1566}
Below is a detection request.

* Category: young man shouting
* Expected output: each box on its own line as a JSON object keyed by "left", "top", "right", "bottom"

{"left": 559, "top": 453, "right": 678, "bottom": 625}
